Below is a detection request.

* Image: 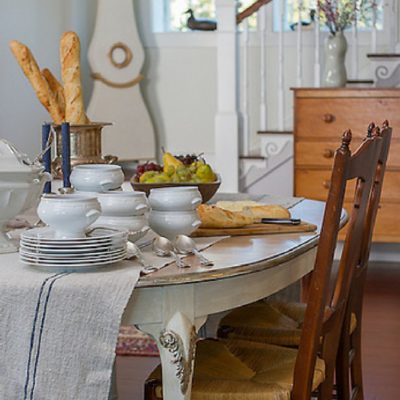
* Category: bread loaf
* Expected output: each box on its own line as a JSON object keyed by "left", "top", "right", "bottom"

{"left": 41, "top": 68, "right": 65, "bottom": 118}
{"left": 242, "top": 205, "right": 291, "bottom": 220}
{"left": 60, "top": 31, "right": 89, "bottom": 124}
{"left": 198, "top": 204, "right": 254, "bottom": 229}
{"left": 215, "top": 201, "right": 290, "bottom": 220}
{"left": 9, "top": 40, "right": 64, "bottom": 123}
{"left": 216, "top": 200, "right": 260, "bottom": 212}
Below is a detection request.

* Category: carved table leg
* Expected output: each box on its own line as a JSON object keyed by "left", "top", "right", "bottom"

{"left": 137, "top": 285, "right": 206, "bottom": 400}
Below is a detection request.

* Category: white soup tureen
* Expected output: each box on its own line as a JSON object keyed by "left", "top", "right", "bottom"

{"left": 0, "top": 139, "right": 51, "bottom": 253}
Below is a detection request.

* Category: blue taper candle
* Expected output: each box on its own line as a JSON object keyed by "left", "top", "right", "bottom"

{"left": 41, "top": 123, "right": 51, "bottom": 193}
{"left": 61, "top": 122, "right": 71, "bottom": 188}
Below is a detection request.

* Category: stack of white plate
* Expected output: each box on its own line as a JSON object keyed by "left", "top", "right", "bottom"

{"left": 19, "top": 227, "right": 128, "bottom": 271}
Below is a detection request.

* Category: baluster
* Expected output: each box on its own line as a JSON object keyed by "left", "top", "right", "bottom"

{"left": 351, "top": 0, "right": 359, "bottom": 79}
{"left": 371, "top": 2, "right": 377, "bottom": 53}
{"left": 242, "top": 19, "right": 250, "bottom": 155}
{"left": 278, "top": 0, "right": 285, "bottom": 129}
{"left": 314, "top": 5, "right": 320, "bottom": 87}
{"left": 259, "top": 5, "right": 267, "bottom": 131}
{"left": 388, "top": 0, "right": 398, "bottom": 52}
{"left": 215, "top": 0, "right": 239, "bottom": 192}
{"left": 296, "top": 0, "right": 303, "bottom": 86}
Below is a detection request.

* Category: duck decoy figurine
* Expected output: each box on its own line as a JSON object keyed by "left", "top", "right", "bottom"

{"left": 185, "top": 9, "right": 217, "bottom": 31}
{"left": 290, "top": 9, "right": 316, "bottom": 31}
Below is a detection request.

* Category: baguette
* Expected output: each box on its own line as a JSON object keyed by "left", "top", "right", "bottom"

{"left": 9, "top": 40, "right": 64, "bottom": 123}
{"left": 198, "top": 204, "right": 254, "bottom": 229}
{"left": 216, "top": 200, "right": 260, "bottom": 212}
{"left": 215, "top": 201, "right": 290, "bottom": 221}
{"left": 242, "top": 205, "right": 291, "bottom": 220}
{"left": 41, "top": 68, "right": 65, "bottom": 117}
{"left": 60, "top": 31, "right": 89, "bottom": 124}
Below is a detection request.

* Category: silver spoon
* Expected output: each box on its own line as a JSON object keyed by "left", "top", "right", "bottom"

{"left": 126, "top": 242, "right": 158, "bottom": 275}
{"left": 174, "top": 235, "right": 214, "bottom": 266}
{"left": 152, "top": 237, "right": 190, "bottom": 269}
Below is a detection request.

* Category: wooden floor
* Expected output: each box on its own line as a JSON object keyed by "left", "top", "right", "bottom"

{"left": 115, "top": 261, "right": 400, "bottom": 400}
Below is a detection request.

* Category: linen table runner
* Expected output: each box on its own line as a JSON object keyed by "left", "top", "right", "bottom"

{"left": 0, "top": 255, "right": 141, "bottom": 400}
{"left": 0, "top": 235, "right": 226, "bottom": 400}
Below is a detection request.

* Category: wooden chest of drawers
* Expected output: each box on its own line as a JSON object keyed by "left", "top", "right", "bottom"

{"left": 293, "top": 88, "right": 400, "bottom": 243}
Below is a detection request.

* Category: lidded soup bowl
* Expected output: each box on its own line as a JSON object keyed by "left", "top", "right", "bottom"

{"left": 148, "top": 209, "right": 201, "bottom": 240}
{"left": 148, "top": 186, "right": 202, "bottom": 211}
{"left": 70, "top": 164, "right": 124, "bottom": 192}
{"left": 91, "top": 214, "right": 149, "bottom": 242}
{"left": 97, "top": 191, "right": 148, "bottom": 216}
{"left": 37, "top": 194, "right": 101, "bottom": 239}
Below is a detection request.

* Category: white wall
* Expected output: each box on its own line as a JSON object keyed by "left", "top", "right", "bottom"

{"left": 0, "top": 1, "right": 398, "bottom": 159}
{"left": 0, "top": 0, "right": 96, "bottom": 157}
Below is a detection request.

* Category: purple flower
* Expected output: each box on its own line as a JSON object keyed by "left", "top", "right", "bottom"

{"left": 318, "top": 0, "right": 377, "bottom": 35}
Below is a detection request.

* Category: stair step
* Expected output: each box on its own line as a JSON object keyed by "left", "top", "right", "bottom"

{"left": 257, "top": 130, "right": 293, "bottom": 135}
{"left": 347, "top": 79, "right": 374, "bottom": 85}
{"left": 239, "top": 155, "right": 265, "bottom": 160}
{"left": 367, "top": 53, "right": 400, "bottom": 58}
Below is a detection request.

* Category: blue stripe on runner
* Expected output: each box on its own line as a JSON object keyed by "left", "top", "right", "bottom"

{"left": 29, "top": 273, "right": 70, "bottom": 399}
{"left": 23, "top": 273, "right": 63, "bottom": 400}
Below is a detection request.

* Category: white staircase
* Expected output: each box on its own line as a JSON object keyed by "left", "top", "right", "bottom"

{"left": 214, "top": 0, "right": 400, "bottom": 194}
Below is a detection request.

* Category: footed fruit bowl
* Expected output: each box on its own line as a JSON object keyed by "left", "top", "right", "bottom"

{"left": 131, "top": 152, "right": 221, "bottom": 203}
{"left": 131, "top": 179, "right": 221, "bottom": 203}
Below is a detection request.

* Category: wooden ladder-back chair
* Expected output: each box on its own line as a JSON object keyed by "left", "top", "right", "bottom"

{"left": 217, "top": 123, "right": 392, "bottom": 397}
{"left": 335, "top": 122, "right": 392, "bottom": 400}
{"left": 216, "top": 123, "right": 392, "bottom": 399}
{"left": 144, "top": 128, "right": 388, "bottom": 400}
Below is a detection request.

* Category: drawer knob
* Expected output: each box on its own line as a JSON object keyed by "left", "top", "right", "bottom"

{"left": 323, "top": 113, "right": 335, "bottom": 123}
{"left": 323, "top": 149, "right": 335, "bottom": 158}
{"left": 322, "top": 180, "right": 331, "bottom": 189}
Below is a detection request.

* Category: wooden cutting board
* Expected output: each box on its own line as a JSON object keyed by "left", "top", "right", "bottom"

{"left": 191, "top": 221, "right": 317, "bottom": 237}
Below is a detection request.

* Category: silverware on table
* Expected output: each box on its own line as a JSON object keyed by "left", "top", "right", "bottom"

{"left": 174, "top": 235, "right": 214, "bottom": 266}
{"left": 126, "top": 242, "right": 158, "bottom": 275}
{"left": 152, "top": 236, "right": 190, "bottom": 269}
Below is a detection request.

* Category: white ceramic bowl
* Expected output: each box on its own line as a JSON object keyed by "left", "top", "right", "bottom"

{"left": 70, "top": 164, "right": 124, "bottom": 192}
{"left": 37, "top": 194, "right": 101, "bottom": 239}
{"left": 148, "top": 210, "right": 201, "bottom": 240}
{"left": 97, "top": 191, "right": 148, "bottom": 216}
{"left": 93, "top": 214, "right": 148, "bottom": 233}
{"left": 148, "top": 186, "right": 202, "bottom": 211}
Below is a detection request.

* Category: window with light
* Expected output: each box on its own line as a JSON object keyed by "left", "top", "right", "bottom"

{"left": 162, "top": 0, "right": 384, "bottom": 32}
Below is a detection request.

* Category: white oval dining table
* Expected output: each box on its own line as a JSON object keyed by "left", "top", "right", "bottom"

{"left": 121, "top": 199, "right": 346, "bottom": 400}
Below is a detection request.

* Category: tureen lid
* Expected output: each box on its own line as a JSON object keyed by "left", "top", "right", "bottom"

{"left": 0, "top": 139, "right": 44, "bottom": 173}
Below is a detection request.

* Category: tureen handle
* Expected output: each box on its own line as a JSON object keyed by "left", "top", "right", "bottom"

{"left": 85, "top": 209, "right": 101, "bottom": 225}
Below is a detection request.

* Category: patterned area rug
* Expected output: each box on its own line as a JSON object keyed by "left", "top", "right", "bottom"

{"left": 116, "top": 326, "right": 159, "bottom": 357}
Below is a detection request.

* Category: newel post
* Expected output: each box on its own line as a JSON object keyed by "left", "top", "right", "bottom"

{"left": 215, "top": 0, "right": 239, "bottom": 192}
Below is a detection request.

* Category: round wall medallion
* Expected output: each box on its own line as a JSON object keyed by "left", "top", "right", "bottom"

{"left": 108, "top": 42, "right": 133, "bottom": 69}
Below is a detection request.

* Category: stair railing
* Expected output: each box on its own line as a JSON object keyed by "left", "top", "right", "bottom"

{"left": 214, "top": 0, "right": 393, "bottom": 192}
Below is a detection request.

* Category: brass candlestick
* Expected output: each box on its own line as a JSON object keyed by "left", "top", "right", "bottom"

{"left": 51, "top": 122, "right": 118, "bottom": 179}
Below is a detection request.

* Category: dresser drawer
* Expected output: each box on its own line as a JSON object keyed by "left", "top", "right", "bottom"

{"left": 295, "top": 140, "right": 400, "bottom": 168}
{"left": 295, "top": 169, "right": 400, "bottom": 202}
{"left": 339, "top": 202, "right": 400, "bottom": 242}
{"left": 295, "top": 98, "right": 400, "bottom": 139}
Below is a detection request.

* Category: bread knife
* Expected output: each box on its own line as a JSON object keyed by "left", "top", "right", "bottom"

{"left": 260, "top": 218, "right": 301, "bottom": 225}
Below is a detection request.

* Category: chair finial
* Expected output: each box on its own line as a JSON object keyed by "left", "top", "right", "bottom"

{"left": 382, "top": 120, "right": 389, "bottom": 128}
{"left": 373, "top": 126, "right": 381, "bottom": 137}
{"left": 341, "top": 129, "right": 352, "bottom": 149}
{"left": 367, "top": 122, "right": 375, "bottom": 138}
